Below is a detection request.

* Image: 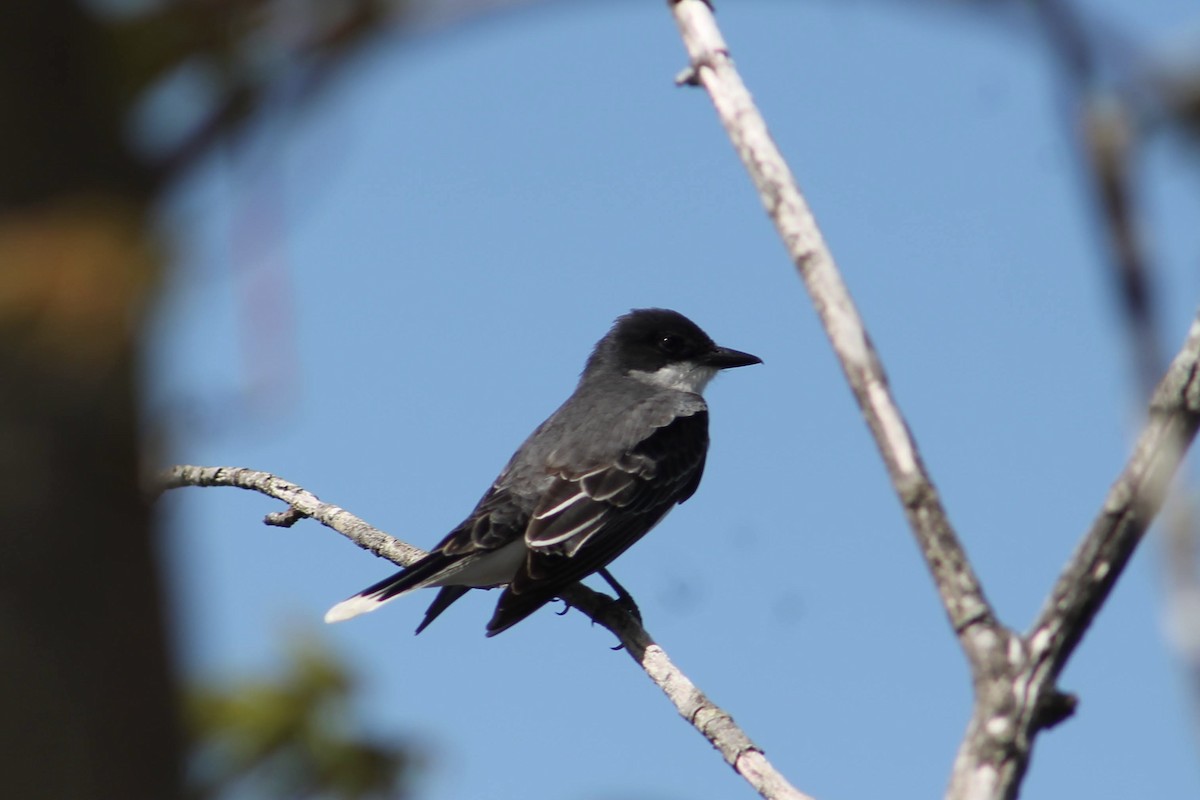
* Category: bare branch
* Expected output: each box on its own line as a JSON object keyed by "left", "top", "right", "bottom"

{"left": 1030, "top": 315, "right": 1200, "bottom": 672}
{"left": 160, "top": 465, "right": 426, "bottom": 567}
{"left": 159, "top": 464, "right": 814, "bottom": 800}
{"left": 666, "top": 3, "right": 1200, "bottom": 798}
{"left": 945, "top": 313, "right": 1200, "bottom": 799}
{"left": 667, "top": 0, "right": 1001, "bottom": 669}
{"left": 1030, "top": 0, "right": 1200, "bottom": 756}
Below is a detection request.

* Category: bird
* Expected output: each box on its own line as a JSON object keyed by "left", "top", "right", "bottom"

{"left": 324, "top": 308, "right": 761, "bottom": 636}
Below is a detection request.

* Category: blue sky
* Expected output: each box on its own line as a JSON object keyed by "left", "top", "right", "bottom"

{"left": 151, "top": 2, "right": 1200, "bottom": 798}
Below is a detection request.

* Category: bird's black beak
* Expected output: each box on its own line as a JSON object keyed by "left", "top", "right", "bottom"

{"left": 704, "top": 345, "right": 763, "bottom": 369}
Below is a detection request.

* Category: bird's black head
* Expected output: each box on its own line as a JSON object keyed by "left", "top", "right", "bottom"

{"left": 584, "top": 308, "right": 761, "bottom": 392}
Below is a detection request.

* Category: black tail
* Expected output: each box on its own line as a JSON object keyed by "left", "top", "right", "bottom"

{"left": 414, "top": 586, "right": 472, "bottom": 634}
{"left": 324, "top": 551, "right": 460, "bottom": 624}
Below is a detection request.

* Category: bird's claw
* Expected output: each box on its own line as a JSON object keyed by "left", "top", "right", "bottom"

{"left": 605, "top": 595, "right": 641, "bottom": 651}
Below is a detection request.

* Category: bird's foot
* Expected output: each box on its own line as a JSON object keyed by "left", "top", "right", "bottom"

{"left": 597, "top": 568, "right": 643, "bottom": 651}
{"left": 598, "top": 568, "right": 642, "bottom": 624}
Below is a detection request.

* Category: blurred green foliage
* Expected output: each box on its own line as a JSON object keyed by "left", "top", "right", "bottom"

{"left": 185, "top": 635, "right": 416, "bottom": 800}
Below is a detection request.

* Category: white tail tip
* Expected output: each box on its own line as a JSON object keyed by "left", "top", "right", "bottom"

{"left": 324, "top": 594, "right": 385, "bottom": 624}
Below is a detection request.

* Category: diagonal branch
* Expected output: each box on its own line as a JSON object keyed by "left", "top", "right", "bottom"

{"left": 946, "top": 312, "right": 1200, "bottom": 800}
{"left": 1028, "top": 314, "right": 1200, "bottom": 676}
{"left": 1030, "top": 0, "right": 1200, "bottom": 754}
{"left": 667, "top": 0, "right": 1002, "bottom": 672}
{"left": 158, "top": 465, "right": 814, "bottom": 800}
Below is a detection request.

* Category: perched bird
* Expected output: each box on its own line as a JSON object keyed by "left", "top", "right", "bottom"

{"left": 324, "top": 308, "right": 761, "bottom": 636}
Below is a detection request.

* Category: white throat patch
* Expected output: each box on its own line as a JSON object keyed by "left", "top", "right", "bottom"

{"left": 629, "top": 361, "right": 718, "bottom": 394}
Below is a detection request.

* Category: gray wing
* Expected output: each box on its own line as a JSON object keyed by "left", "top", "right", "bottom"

{"left": 485, "top": 396, "right": 709, "bottom": 635}
{"left": 328, "top": 386, "right": 708, "bottom": 634}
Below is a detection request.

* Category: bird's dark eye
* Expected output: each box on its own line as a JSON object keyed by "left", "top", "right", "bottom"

{"left": 657, "top": 334, "right": 685, "bottom": 355}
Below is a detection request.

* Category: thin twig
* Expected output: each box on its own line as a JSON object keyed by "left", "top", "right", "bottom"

{"left": 1028, "top": 314, "right": 1200, "bottom": 677}
{"left": 159, "top": 465, "right": 426, "bottom": 567}
{"left": 158, "top": 464, "right": 814, "bottom": 800}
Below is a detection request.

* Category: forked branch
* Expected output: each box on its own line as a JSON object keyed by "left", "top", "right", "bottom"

{"left": 666, "top": 1, "right": 1200, "bottom": 798}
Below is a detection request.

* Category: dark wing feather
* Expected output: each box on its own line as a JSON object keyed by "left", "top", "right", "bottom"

{"left": 485, "top": 406, "right": 709, "bottom": 635}
{"left": 434, "top": 485, "right": 532, "bottom": 555}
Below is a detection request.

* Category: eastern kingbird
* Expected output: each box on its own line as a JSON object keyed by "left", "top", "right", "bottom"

{"left": 325, "top": 308, "right": 761, "bottom": 636}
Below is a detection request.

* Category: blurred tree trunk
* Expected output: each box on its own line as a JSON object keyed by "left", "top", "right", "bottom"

{"left": 0, "top": 3, "right": 181, "bottom": 798}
